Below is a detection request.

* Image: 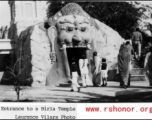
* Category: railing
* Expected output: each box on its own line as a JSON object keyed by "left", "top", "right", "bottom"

{"left": 0, "top": 39, "right": 15, "bottom": 54}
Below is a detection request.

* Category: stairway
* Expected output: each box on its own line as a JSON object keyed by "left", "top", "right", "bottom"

{"left": 130, "top": 54, "right": 147, "bottom": 81}
{"left": 130, "top": 68, "right": 147, "bottom": 81}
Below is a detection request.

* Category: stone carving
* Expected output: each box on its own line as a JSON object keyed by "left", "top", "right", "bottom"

{"left": 14, "top": 3, "right": 123, "bottom": 87}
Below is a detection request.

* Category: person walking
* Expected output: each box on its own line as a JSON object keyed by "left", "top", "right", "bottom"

{"left": 92, "top": 51, "right": 102, "bottom": 86}
{"left": 131, "top": 27, "right": 143, "bottom": 59}
{"left": 70, "top": 58, "right": 80, "bottom": 92}
{"left": 143, "top": 44, "right": 152, "bottom": 86}
{"left": 79, "top": 54, "right": 89, "bottom": 87}
{"left": 118, "top": 41, "right": 133, "bottom": 88}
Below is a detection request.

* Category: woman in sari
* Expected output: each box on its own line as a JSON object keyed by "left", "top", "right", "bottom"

{"left": 118, "top": 41, "right": 133, "bottom": 88}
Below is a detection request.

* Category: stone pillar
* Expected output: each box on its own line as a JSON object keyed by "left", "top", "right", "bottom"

{"left": 14, "top": 1, "right": 21, "bottom": 22}
{"left": 36, "top": 1, "right": 42, "bottom": 18}
{"left": 36, "top": 1, "right": 47, "bottom": 20}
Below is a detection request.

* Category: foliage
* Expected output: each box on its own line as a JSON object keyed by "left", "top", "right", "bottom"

{"left": 47, "top": 1, "right": 143, "bottom": 39}
{"left": 0, "top": 26, "right": 8, "bottom": 39}
{"left": 5, "top": 56, "right": 29, "bottom": 102}
{"left": 145, "top": 42, "right": 152, "bottom": 53}
{"left": 131, "top": 55, "right": 145, "bottom": 68}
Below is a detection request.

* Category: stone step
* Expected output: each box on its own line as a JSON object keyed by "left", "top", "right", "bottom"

{"left": 59, "top": 75, "right": 147, "bottom": 87}
{"left": 59, "top": 68, "right": 147, "bottom": 87}
{"left": 130, "top": 68, "right": 146, "bottom": 81}
{"left": 130, "top": 68, "right": 145, "bottom": 75}
{"left": 59, "top": 83, "right": 85, "bottom": 87}
{"left": 130, "top": 75, "right": 146, "bottom": 81}
{"left": 59, "top": 83, "right": 71, "bottom": 87}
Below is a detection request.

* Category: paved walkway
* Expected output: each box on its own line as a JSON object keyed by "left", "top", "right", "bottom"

{"left": 0, "top": 80, "right": 152, "bottom": 102}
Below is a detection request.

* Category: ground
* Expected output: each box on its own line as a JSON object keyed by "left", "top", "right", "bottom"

{"left": 0, "top": 79, "right": 152, "bottom": 102}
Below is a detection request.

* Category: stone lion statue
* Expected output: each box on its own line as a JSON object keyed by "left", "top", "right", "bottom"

{"left": 11, "top": 3, "right": 123, "bottom": 87}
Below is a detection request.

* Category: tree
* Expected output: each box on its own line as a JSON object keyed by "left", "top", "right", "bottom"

{"left": 46, "top": 1, "right": 143, "bottom": 39}
{"left": 5, "top": 56, "right": 29, "bottom": 102}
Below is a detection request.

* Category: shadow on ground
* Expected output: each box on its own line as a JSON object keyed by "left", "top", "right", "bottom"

{"left": 2, "top": 86, "right": 152, "bottom": 102}
{"left": 74, "top": 89, "right": 152, "bottom": 103}
{"left": 45, "top": 87, "right": 152, "bottom": 103}
{"left": 3, "top": 99, "right": 35, "bottom": 102}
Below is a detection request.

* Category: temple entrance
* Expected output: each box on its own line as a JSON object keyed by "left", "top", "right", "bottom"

{"left": 66, "top": 48, "right": 87, "bottom": 76}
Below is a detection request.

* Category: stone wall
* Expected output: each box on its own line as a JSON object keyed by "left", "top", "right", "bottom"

{"left": 94, "top": 19, "right": 122, "bottom": 71}
{"left": 14, "top": 22, "right": 53, "bottom": 87}
{"left": 12, "top": 19, "right": 123, "bottom": 87}
{"left": 30, "top": 24, "right": 52, "bottom": 87}
{"left": 2, "top": 7, "right": 124, "bottom": 87}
